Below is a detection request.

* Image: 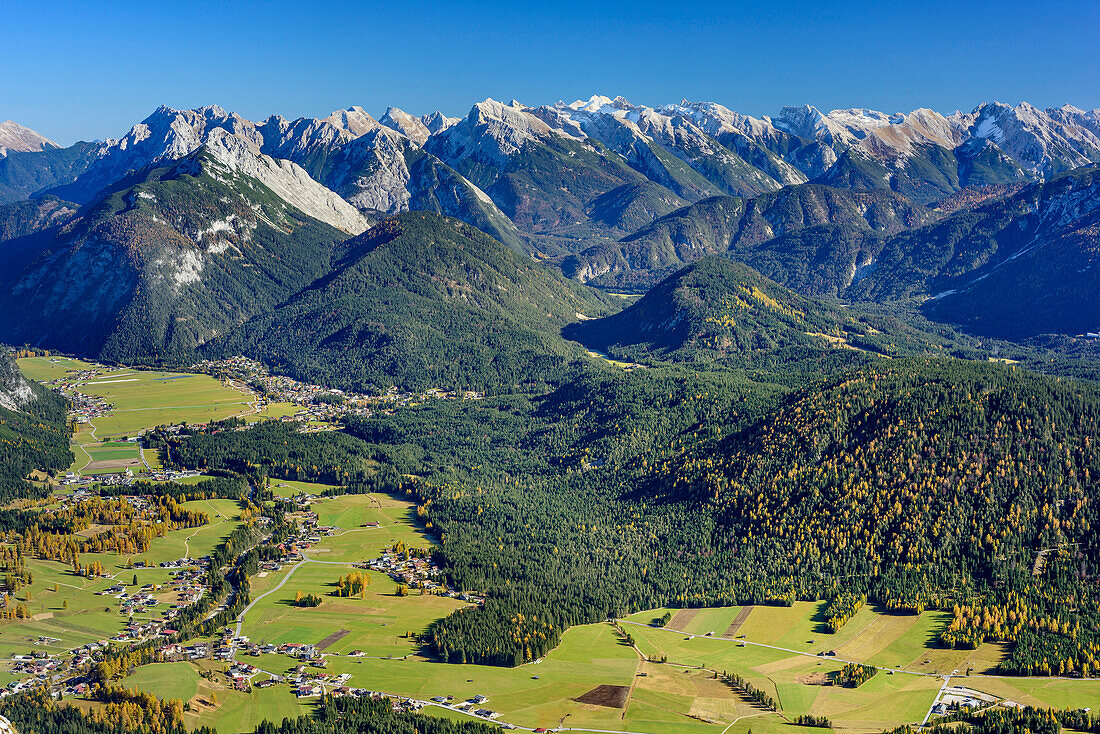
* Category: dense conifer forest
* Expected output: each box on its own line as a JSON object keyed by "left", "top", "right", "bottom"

{"left": 152, "top": 352, "right": 1100, "bottom": 676}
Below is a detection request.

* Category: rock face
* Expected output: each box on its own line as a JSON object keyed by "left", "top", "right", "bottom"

{"left": 949, "top": 102, "right": 1100, "bottom": 176}
{"left": 379, "top": 107, "right": 432, "bottom": 145}
{"left": 28, "top": 104, "right": 518, "bottom": 249}
{"left": 201, "top": 129, "right": 371, "bottom": 235}
{"left": 3, "top": 96, "right": 1100, "bottom": 265}
{"left": 0, "top": 121, "right": 57, "bottom": 157}
{"left": 426, "top": 99, "right": 559, "bottom": 168}
{"left": 0, "top": 355, "right": 36, "bottom": 412}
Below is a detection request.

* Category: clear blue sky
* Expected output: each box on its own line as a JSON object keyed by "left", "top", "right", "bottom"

{"left": 4, "top": 0, "right": 1098, "bottom": 145}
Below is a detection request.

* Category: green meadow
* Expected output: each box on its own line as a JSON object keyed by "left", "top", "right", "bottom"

{"left": 18, "top": 356, "right": 252, "bottom": 438}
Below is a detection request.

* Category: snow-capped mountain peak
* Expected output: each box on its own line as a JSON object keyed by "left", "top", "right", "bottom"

{"left": 952, "top": 101, "right": 1100, "bottom": 176}
{"left": 426, "top": 98, "right": 556, "bottom": 167}
{"left": 567, "top": 94, "right": 616, "bottom": 113}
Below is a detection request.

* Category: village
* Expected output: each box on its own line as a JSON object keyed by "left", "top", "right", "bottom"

{"left": 190, "top": 355, "right": 483, "bottom": 426}
{"left": 6, "top": 355, "right": 505, "bottom": 724}
{"left": 62, "top": 468, "right": 203, "bottom": 487}
{"left": 0, "top": 487, "right": 491, "bottom": 718}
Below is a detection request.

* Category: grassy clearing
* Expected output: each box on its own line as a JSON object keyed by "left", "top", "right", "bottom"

{"left": 143, "top": 448, "right": 163, "bottom": 470}
{"left": 622, "top": 604, "right": 1100, "bottom": 732}
{"left": 122, "top": 661, "right": 200, "bottom": 702}
{"left": 240, "top": 561, "right": 465, "bottom": 656}
{"left": 16, "top": 356, "right": 93, "bottom": 382}
{"left": 18, "top": 357, "right": 251, "bottom": 438}
{"left": 239, "top": 496, "right": 455, "bottom": 656}
{"left": 247, "top": 403, "right": 301, "bottom": 422}
{"left": 268, "top": 480, "right": 340, "bottom": 498}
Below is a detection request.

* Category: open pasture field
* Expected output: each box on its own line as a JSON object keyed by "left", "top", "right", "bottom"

{"left": 143, "top": 448, "right": 163, "bottom": 470}
{"left": 80, "top": 440, "right": 143, "bottom": 473}
{"left": 240, "top": 560, "right": 466, "bottom": 656}
{"left": 305, "top": 494, "right": 431, "bottom": 561}
{"left": 621, "top": 604, "right": 1100, "bottom": 732}
{"left": 239, "top": 496, "right": 454, "bottom": 656}
{"left": 122, "top": 661, "right": 201, "bottom": 703}
{"left": 120, "top": 661, "right": 313, "bottom": 733}
{"left": 268, "top": 479, "right": 341, "bottom": 498}
{"left": 18, "top": 356, "right": 252, "bottom": 438}
{"left": 15, "top": 355, "right": 94, "bottom": 382}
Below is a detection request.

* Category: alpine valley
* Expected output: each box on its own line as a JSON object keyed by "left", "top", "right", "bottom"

{"left": 3, "top": 94, "right": 1100, "bottom": 734}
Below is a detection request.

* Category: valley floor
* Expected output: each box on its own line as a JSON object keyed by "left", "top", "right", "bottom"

{"left": 9, "top": 357, "right": 1100, "bottom": 734}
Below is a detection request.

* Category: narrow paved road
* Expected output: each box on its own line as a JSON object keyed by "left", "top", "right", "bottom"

{"left": 232, "top": 559, "right": 306, "bottom": 642}
{"left": 918, "top": 673, "right": 955, "bottom": 730}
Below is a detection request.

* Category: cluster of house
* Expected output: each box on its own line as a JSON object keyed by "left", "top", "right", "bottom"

{"left": 63, "top": 470, "right": 135, "bottom": 486}
{"left": 279, "top": 493, "right": 316, "bottom": 512}
{"left": 35, "top": 364, "right": 116, "bottom": 422}
{"left": 263, "top": 519, "right": 336, "bottom": 565}
{"left": 64, "top": 391, "right": 113, "bottom": 424}
{"left": 362, "top": 550, "right": 484, "bottom": 602}
{"left": 145, "top": 469, "right": 202, "bottom": 482}
{"left": 159, "top": 641, "right": 217, "bottom": 662}
{"left": 431, "top": 694, "right": 500, "bottom": 720}
{"left": 5, "top": 641, "right": 110, "bottom": 698}
{"left": 114, "top": 588, "right": 159, "bottom": 615}
{"left": 287, "top": 668, "right": 353, "bottom": 697}
{"left": 61, "top": 458, "right": 198, "bottom": 487}
{"left": 93, "top": 559, "right": 209, "bottom": 637}
{"left": 9, "top": 654, "right": 61, "bottom": 680}
{"left": 190, "top": 356, "right": 484, "bottom": 427}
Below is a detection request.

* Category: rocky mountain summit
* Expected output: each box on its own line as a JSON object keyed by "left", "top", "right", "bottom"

{"left": 0, "top": 121, "right": 57, "bottom": 157}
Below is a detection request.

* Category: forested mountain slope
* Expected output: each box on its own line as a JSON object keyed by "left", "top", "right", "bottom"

{"left": 209, "top": 212, "right": 618, "bottom": 393}
{"left": 846, "top": 166, "right": 1100, "bottom": 304}
{"left": 563, "top": 256, "right": 970, "bottom": 367}
{"left": 0, "top": 142, "right": 100, "bottom": 204}
{"left": 568, "top": 167, "right": 1100, "bottom": 340}
{"left": 812, "top": 138, "right": 1030, "bottom": 205}
{"left": 0, "top": 352, "right": 72, "bottom": 501}
{"left": 564, "top": 257, "right": 857, "bottom": 363}
{"left": 567, "top": 183, "right": 936, "bottom": 291}
{"left": 0, "top": 139, "right": 358, "bottom": 362}
{"left": 651, "top": 358, "right": 1100, "bottom": 671}
{"left": 0, "top": 197, "right": 80, "bottom": 287}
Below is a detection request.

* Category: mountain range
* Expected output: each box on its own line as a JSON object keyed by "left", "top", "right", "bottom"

{"left": 0, "top": 95, "right": 1098, "bottom": 375}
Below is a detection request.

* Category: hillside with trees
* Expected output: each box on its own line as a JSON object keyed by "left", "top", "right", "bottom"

{"left": 565, "top": 183, "right": 937, "bottom": 291}
{"left": 0, "top": 352, "right": 71, "bottom": 501}
{"left": 210, "top": 212, "right": 618, "bottom": 393}
{"left": 0, "top": 147, "right": 354, "bottom": 363}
